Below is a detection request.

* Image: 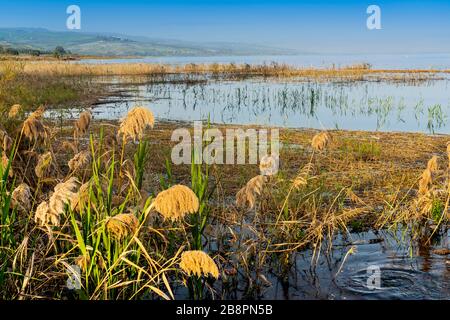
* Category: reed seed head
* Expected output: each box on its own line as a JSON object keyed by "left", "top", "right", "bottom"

{"left": 11, "top": 183, "right": 32, "bottom": 212}
{"left": 75, "top": 254, "right": 91, "bottom": 272}
{"left": 236, "top": 175, "right": 266, "bottom": 209}
{"left": 427, "top": 155, "right": 438, "bottom": 172}
{"left": 34, "top": 201, "right": 59, "bottom": 226}
{"left": 30, "top": 106, "right": 45, "bottom": 119}
{"left": 0, "top": 129, "right": 12, "bottom": 152}
{"left": 418, "top": 168, "right": 432, "bottom": 195}
{"left": 179, "top": 250, "right": 219, "bottom": 279}
{"left": 152, "top": 185, "right": 199, "bottom": 221}
{"left": 22, "top": 113, "right": 49, "bottom": 142}
{"left": 105, "top": 213, "right": 139, "bottom": 239}
{"left": 311, "top": 131, "right": 331, "bottom": 151}
{"left": 74, "top": 110, "right": 92, "bottom": 138}
{"left": 1, "top": 152, "right": 13, "bottom": 177}
{"left": 35, "top": 152, "right": 53, "bottom": 179}
{"left": 8, "top": 104, "right": 22, "bottom": 118}
{"left": 259, "top": 154, "right": 279, "bottom": 176}
{"left": 35, "top": 178, "right": 81, "bottom": 227}
{"left": 49, "top": 177, "right": 80, "bottom": 215}
{"left": 68, "top": 150, "right": 92, "bottom": 173}
{"left": 446, "top": 142, "right": 450, "bottom": 168}
{"left": 118, "top": 106, "right": 154, "bottom": 142}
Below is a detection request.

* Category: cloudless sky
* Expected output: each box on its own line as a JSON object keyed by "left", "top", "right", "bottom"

{"left": 0, "top": 0, "right": 449, "bottom": 53}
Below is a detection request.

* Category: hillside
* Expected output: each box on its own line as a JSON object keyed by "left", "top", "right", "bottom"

{"left": 0, "top": 28, "right": 296, "bottom": 57}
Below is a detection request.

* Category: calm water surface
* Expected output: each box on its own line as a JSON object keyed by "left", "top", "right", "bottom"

{"left": 52, "top": 74, "right": 450, "bottom": 133}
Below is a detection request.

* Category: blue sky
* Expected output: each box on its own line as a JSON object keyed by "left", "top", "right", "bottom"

{"left": 0, "top": 0, "right": 449, "bottom": 53}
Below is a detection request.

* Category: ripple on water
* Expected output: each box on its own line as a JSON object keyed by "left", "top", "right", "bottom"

{"left": 339, "top": 266, "right": 446, "bottom": 299}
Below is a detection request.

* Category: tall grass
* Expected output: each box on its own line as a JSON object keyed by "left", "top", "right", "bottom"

{"left": 4, "top": 60, "right": 445, "bottom": 81}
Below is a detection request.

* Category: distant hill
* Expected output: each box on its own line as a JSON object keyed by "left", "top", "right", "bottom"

{"left": 0, "top": 28, "right": 296, "bottom": 57}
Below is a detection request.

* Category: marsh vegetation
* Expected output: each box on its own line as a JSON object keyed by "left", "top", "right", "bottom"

{"left": 0, "top": 60, "right": 448, "bottom": 300}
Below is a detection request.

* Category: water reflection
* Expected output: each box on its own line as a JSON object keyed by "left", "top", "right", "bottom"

{"left": 66, "top": 75, "right": 450, "bottom": 134}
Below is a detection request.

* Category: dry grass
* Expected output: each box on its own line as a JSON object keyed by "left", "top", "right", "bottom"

{"left": 7, "top": 61, "right": 447, "bottom": 82}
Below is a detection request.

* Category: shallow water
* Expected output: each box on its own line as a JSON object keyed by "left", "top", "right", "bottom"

{"left": 212, "top": 228, "right": 449, "bottom": 300}
{"left": 52, "top": 75, "right": 450, "bottom": 133}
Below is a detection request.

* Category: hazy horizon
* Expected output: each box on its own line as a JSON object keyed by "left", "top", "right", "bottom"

{"left": 1, "top": 0, "right": 450, "bottom": 54}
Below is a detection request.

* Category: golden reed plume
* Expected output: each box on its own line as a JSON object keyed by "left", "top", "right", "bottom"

{"left": 68, "top": 150, "right": 92, "bottom": 173}
{"left": 118, "top": 106, "right": 154, "bottom": 141}
{"left": 151, "top": 185, "right": 199, "bottom": 221}
{"left": 75, "top": 254, "right": 91, "bottom": 272}
{"left": 74, "top": 110, "right": 92, "bottom": 138}
{"left": 259, "top": 154, "right": 279, "bottom": 176}
{"left": 236, "top": 175, "right": 267, "bottom": 209}
{"left": 418, "top": 155, "right": 439, "bottom": 196}
{"left": 8, "top": 104, "right": 22, "bottom": 119}
{"left": 0, "top": 129, "right": 12, "bottom": 152}
{"left": 22, "top": 106, "right": 49, "bottom": 142}
{"left": 1, "top": 152, "right": 12, "bottom": 177}
{"left": 447, "top": 142, "right": 450, "bottom": 168}
{"left": 105, "top": 213, "right": 139, "bottom": 239}
{"left": 35, "top": 152, "right": 53, "bottom": 179}
{"left": 11, "top": 183, "right": 32, "bottom": 212}
{"left": 34, "top": 177, "right": 80, "bottom": 227}
{"left": 427, "top": 155, "right": 438, "bottom": 172}
{"left": 179, "top": 250, "right": 219, "bottom": 279}
{"left": 311, "top": 131, "right": 331, "bottom": 151}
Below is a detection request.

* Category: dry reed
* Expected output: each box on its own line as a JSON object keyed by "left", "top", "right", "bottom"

{"left": 22, "top": 107, "right": 49, "bottom": 142}
{"left": 11, "top": 183, "right": 32, "bottom": 212}
{"left": 259, "top": 154, "right": 279, "bottom": 176}
{"left": 74, "top": 110, "right": 92, "bottom": 138}
{"left": 179, "top": 250, "right": 219, "bottom": 279}
{"left": 151, "top": 185, "right": 199, "bottom": 221}
{"left": 8, "top": 104, "right": 21, "bottom": 118}
{"left": 35, "top": 177, "right": 80, "bottom": 227}
{"left": 68, "top": 150, "right": 92, "bottom": 173}
{"left": 311, "top": 131, "right": 331, "bottom": 151}
{"left": 105, "top": 213, "right": 139, "bottom": 239}
{"left": 236, "top": 175, "right": 267, "bottom": 209}
{"left": 35, "top": 152, "right": 53, "bottom": 179}
{"left": 118, "top": 106, "right": 154, "bottom": 142}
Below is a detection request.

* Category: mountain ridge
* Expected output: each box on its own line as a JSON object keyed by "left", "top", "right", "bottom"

{"left": 0, "top": 27, "right": 298, "bottom": 57}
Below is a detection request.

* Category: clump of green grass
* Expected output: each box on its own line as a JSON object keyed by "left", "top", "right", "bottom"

{"left": 338, "top": 138, "right": 381, "bottom": 161}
